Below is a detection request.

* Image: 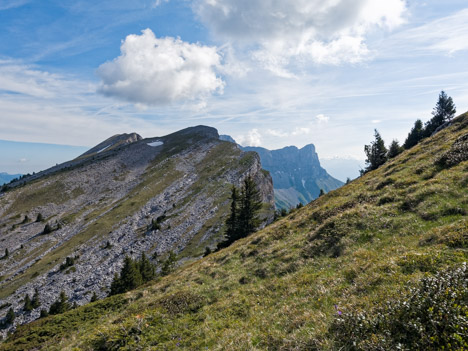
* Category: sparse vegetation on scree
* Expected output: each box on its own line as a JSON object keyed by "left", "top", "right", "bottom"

{"left": 2, "top": 111, "right": 468, "bottom": 350}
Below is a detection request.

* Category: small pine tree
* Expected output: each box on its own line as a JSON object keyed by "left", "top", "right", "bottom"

{"left": 318, "top": 189, "right": 325, "bottom": 197}
{"left": 3, "top": 248, "right": 8, "bottom": 259}
{"left": 5, "top": 308, "right": 15, "bottom": 325}
{"left": 138, "top": 252, "right": 155, "bottom": 283}
{"left": 346, "top": 177, "right": 351, "bottom": 184}
{"left": 364, "top": 129, "right": 388, "bottom": 172}
{"left": 149, "top": 219, "right": 161, "bottom": 231}
{"left": 203, "top": 247, "right": 212, "bottom": 257}
{"left": 161, "top": 251, "right": 177, "bottom": 276}
{"left": 22, "top": 215, "right": 30, "bottom": 224}
{"left": 387, "top": 139, "right": 403, "bottom": 159}
{"left": 43, "top": 223, "right": 52, "bottom": 234}
{"left": 39, "top": 309, "right": 48, "bottom": 318}
{"left": 424, "top": 91, "right": 457, "bottom": 137}
{"left": 23, "top": 294, "right": 33, "bottom": 312}
{"left": 109, "top": 273, "right": 122, "bottom": 296}
{"left": 90, "top": 291, "right": 98, "bottom": 302}
{"left": 432, "top": 91, "right": 456, "bottom": 123}
{"left": 36, "top": 213, "right": 43, "bottom": 222}
{"left": 119, "top": 256, "right": 142, "bottom": 290}
{"left": 31, "top": 288, "right": 40, "bottom": 309}
{"left": 404, "top": 119, "right": 425, "bottom": 149}
{"left": 49, "top": 291, "right": 71, "bottom": 315}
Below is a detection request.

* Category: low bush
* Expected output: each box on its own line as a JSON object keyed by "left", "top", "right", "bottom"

{"left": 330, "top": 263, "right": 468, "bottom": 350}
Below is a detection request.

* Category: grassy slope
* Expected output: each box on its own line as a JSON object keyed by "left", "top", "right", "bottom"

{"left": 2, "top": 113, "right": 468, "bottom": 350}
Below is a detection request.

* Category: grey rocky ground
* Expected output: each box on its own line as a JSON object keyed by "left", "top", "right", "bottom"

{"left": 0, "top": 126, "right": 274, "bottom": 337}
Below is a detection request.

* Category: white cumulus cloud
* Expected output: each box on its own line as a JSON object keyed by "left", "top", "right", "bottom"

{"left": 237, "top": 128, "right": 262, "bottom": 146}
{"left": 316, "top": 114, "right": 330, "bottom": 123}
{"left": 194, "top": 0, "right": 406, "bottom": 67}
{"left": 97, "top": 29, "right": 224, "bottom": 106}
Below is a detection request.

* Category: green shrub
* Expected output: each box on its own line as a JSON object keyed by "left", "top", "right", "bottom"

{"left": 157, "top": 290, "right": 206, "bottom": 315}
{"left": 330, "top": 263, "right": 468, "bottom": 350}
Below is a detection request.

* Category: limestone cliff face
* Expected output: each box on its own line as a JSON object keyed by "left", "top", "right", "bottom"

{"left": 243, "top": 144, "right": 343, "bottom": 209}
{"left": 0, "top": 126, "right": 273, "bottom": 334}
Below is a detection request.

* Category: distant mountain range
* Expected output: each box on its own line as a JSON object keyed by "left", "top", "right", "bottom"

{"left": 221, "top": 135, "right": 344, "bottom": 209}
{"left": 243, "top": 145, "right": 343, "bottom": 209}
{"left": 0, "top": 172, "right": 22, "bottom": 185}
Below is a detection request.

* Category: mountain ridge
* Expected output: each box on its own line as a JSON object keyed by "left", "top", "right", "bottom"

{"left": 0, "top": 125, "right": 274, "bottom": 336}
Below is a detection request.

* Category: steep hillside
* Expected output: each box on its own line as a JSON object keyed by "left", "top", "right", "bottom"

{"left": 2, "top": 113, "right": 468, "bottom": 350}
{"left": 243, "top": 145, "right": 343, "bottom": 209}
{"left": 0, "top": 126, "right": 274, "bottom": 335}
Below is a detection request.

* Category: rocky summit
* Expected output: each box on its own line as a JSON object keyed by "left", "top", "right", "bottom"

{"left": 0, "top": 125, "right": 274, "bottom": 336}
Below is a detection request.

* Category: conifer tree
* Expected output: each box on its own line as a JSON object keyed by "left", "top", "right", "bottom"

{"left": 404, "top": 119, "right": 425, "bottom": 149}
{"left": 109, "top": 273, "right": 122, "bottom": 296}
{"left": 3, "top": 248, "right": 8, "bottom": 259}
{"left": 119, "top": 256, "right": 142, "bottom": 290}
{"left": 49, "top": 291, "right": 71, "bottom": 315}
{"left": 161, "top": 251, "right": 177, "bottom": 276}
{"left": 318, "top": 189, "right": 325, "bottom": 197}
{"left": 90, "top": 291, "right": 98, "bottom": 302}
{"left": 238, "top": 176, "right": 262, "bottom": 238}
{"left": 387, "top": 139, "right": 403, "bottom": 159}
{"left": 218, "top": 176, "right": 262, "bottom": 249}
{"left": 224, "top": 186, "right": 240, "bottom": 244}
{"left": 39, "top": 309, "right": 48, "bottom": 318}
{"left": 424, "top": 91, "right": 456, "bottom": 137}
{"left": 31, "top": 288, "right": 40, "bottom": 309}
{"left": 43, "top": 223, "right": 52, "bottom": 234}
{"left": 36, "top": 213, "right": 43, "bottom": 222}
{"left": 364, "top": 129, "right": 388, "bottom": 171}
{"left": 23, "top": 294, "right": 33, "bottom": 312}
{"left": 5, "top": 308, "right": 15, "bottom": 325}
{"left": 138, "top": 252, "right": 155, "bottom": 283}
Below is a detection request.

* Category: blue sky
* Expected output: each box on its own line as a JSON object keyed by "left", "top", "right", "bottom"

{"left": 1, "top": 0, "right": 468, "bottom": 174}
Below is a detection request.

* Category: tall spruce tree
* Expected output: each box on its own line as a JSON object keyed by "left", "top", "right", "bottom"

{"left": 238, "top": 176, "right": 262, "bottom": 236}
{"left": 23, "top": 294, "right": 33, "bottom": 312}
{"left": 404, "top": 119, "right": 425, "bottom": 149}
{"left": 424, "top": 91, "right": 456, "bottom": 137}
{"left": 224, "top": 186, "right": 240, "bottom": 244}
{"left": 109, "top": 273, "right": 122, "bottom": 296}
{"left": 161, "top": 251, "right": 177, "bottom": 276}
{"left": 219, "top": 176, "right": 262, "bottom": 249}
{"left": 138, "top": 252, "right": 155, "bottom": 283}
{"left": 109, "top": 256, "right": 145, "bottom": 296}
{"left": 5, "top": 308, "right": 15, "bottom": 325}
{"left": 364, "top": 129, "right": 388, "bottom": 171}
{"left": 49, "top": 291, "right": 71, "bottom": 315}
{"left": 118, "top": 256, "right": 142, "bottom": 292}
{"left": 387, "top": 139, "right": 403, "bottom": 159}
{"left": 31, "top": 288, "right": 40, "bottom": 308}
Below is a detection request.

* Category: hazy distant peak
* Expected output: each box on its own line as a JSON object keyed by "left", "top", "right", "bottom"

{"left": 219, "top": 134, "right": 236, "bottom": 143}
